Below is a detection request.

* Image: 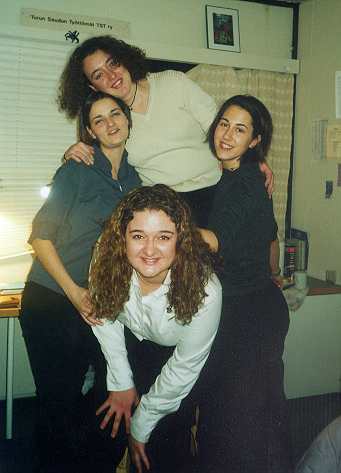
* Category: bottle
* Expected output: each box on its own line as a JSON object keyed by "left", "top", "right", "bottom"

{"left": 284, "top": 244, "right": 295, "bottom": 284}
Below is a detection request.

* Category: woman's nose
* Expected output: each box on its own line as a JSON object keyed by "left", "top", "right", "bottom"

{"left": 106, "top": 67, "right": 117, "bottom": 81}
{"left": 223, "top": 128, "right": 232, "bottom": 140}
{"left": 144, "top": 239, "right": 157, "bottom": 255}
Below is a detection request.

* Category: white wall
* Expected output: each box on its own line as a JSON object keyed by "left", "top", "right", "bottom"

{"left": 1, "top": 0, "right": 293, "bottom": 59}
{"left": 292, "top": 0, "right": 341, "bottom": 284}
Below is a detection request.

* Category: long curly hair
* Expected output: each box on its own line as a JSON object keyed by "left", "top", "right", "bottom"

{"left": 206, "top": 94, "right": 273, "bottom": 165}
{"left": 57, "top": 35, "right": 149, "bottom": 119}
{"left": 88, "top": 184, "right": 224, "bottom": 323}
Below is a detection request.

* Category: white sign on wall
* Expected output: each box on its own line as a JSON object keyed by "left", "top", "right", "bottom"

{"left": 21, "top": 8, "right": 131, "bottom": 40}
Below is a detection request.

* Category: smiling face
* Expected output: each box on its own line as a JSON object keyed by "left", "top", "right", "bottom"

{"left": 86, "top": 97, "right": 129, "bottom": 153}
{"left": 83, "top": 50, "right": 133, "bottom": 102}
{"left": 214, "top": 105, "right": 260, "bottom": 170}
{"left": 125, "top": 210, "right": 178, "bottom": 285}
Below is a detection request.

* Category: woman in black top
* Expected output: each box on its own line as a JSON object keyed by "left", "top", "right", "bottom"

{"left": 197, "top": 95, "right": 293, "bottom": 472}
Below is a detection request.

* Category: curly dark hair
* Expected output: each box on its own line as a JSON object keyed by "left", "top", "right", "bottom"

{"left": 57, "top": 35, "right": 149, "bottom": 119}
{"left": 78, "top": 90, "right": 132, "bottom": 146}
{"left": 206, "top": 94, "right": 273, "bottom": 165}
{"left": 88, "top": 184, "right": 224, "bottom": 323}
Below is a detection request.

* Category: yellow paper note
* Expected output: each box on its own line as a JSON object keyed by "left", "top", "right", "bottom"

{"left": 327, "top": 124, "right": 341, "bottom": 158}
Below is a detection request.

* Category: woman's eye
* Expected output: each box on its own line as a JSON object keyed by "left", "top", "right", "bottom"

{"left": 159, "top": 236, "right": 170, "bottom": 241}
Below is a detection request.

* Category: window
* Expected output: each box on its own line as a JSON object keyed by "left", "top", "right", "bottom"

{"left": 0, "top": 36, "right": 77, "bottom": 259}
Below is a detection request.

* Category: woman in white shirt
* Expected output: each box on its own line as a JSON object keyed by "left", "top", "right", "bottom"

{"left": 87, "top": 184, "right": 223, "bottom": 473}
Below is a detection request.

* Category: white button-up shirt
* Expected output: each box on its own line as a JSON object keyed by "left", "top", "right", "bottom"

{"left": 92, "top": 270, "right": 222, "bottom": 443}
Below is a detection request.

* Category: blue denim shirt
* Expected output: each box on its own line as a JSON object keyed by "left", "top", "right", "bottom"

{"left": 27, "top": 146, "right": 141, "bottom": 295}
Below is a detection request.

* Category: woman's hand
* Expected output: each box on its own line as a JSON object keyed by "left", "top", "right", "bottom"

{"left": 96, "top": 387, "right": 140, "bottom": 438}
{"left": 271, "top": 273, "right": 284, "bottom": 291}
{"left": 30, "top": 238, "right": 102, "bottom": 326}
{"left": 64, "top": 142, "right": 95, "bottom": 165}
{"left": 66, "top": 285, "right": 103, "bottom": 327}
{"left": 259, "top": 161, "right": 275, "bottom": 197}
{"left": 129, "top": 434, "right": 150, "bottom": 473}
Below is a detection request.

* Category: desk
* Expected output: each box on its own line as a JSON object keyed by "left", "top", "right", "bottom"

{"left": 307, "top": 276, "right": 341, "bottom": 296}
{"left": 0, "top": 295, "right": 21, "bottom": 440}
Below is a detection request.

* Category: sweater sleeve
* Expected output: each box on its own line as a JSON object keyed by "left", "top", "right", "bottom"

{"left": 207, "top": 177, "right": 255, "bottom": 256}
{"left": 180, "top": 71, "right": 218, "bottom": 133}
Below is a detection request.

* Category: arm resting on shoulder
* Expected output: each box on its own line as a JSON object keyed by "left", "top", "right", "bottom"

{"left": 259, "top": 161, "right": 274, "bottom": 197}
{"left": 63, "top": 142, "right": 95, "bottom": 165}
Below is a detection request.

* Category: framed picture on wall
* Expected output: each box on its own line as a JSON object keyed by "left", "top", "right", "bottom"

{"left": 205, "top": 5, "right": 240, "bottom": 53}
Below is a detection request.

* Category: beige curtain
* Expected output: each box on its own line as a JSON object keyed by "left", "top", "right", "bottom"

{"left": 186, "top": 64, "right": 294, "bottom": 241}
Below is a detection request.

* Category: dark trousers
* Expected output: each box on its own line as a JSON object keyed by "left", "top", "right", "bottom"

{"left": 196, "top": 281, "right": 294, "bottom": 473}
{"left": 179, "top": 184, "right": 217, "bottom": 228}
{"left": 123, "top": 327, "right": 196, "bottom": 473}
{"left": 19, "top": 282, "right": 126, "bottom": 473}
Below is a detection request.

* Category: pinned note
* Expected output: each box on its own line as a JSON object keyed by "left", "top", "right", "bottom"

{"left": 327, "top": 125, "right": 341, "bottom": 158}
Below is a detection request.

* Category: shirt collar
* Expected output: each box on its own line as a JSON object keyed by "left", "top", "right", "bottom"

{"left": 131, "top": 269, "right": 171, "bottom": 296}
{"left": 92, "top": 145, "right": 129, "bottom": 174}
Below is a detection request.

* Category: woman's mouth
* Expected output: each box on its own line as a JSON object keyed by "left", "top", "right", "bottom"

{"left": 108, "top": 128, "right": 119, "bottom": 135}
{"left": 220, "top": 142, "right": 233, "bottom": 150}
{"left": 111, "top": 78, "right": 122, "bottom": 89}
{"left": 141, "top": 258, "right": 159, "bottom": 265}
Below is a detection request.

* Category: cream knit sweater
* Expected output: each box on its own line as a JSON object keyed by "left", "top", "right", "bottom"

{"left": 125, "top": 70, "right": 221, "bottom": 192}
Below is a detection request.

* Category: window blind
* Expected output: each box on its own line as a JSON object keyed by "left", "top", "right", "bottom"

{"left": 0, "top": 36, "right": 77, "bottom": 258}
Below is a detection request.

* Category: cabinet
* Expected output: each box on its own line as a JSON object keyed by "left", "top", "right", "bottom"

{"left": 283, "top": 292, "right": 341, "bottom": 399}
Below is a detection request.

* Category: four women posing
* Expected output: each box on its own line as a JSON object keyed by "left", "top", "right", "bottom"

{"left": 21, "top": 33, "right": 293, "bottom": 473}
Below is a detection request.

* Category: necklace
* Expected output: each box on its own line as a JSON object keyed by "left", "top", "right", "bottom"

{"left": 137, "top": 272, "right": 164, "bottom": 287}
{"left": 127, "top": 83, "right": 137, "bottom": 110}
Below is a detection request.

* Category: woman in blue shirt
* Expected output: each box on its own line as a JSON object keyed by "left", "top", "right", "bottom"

{"left": 19, "top": 91, "right": 141, "bottom": 472}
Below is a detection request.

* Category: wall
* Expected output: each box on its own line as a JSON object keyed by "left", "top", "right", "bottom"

{"left": 292, "top": 0, "right": 341, "bottom": 284}
{"left": 1, "top": 0, "right": 293, "bottom": 59}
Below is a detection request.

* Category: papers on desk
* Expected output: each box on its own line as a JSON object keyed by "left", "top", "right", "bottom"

{"left": 0, "top": 296, "right": 21, "bottom": 308}
{"left": 0, "top": 289, "right": 23, "bottom": 295}
{"left": 0, "top": 281, "right": 25, "bottom": 296}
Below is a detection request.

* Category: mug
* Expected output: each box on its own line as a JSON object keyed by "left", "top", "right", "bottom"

{"left": 293, "top": 270, "right": 307, "bottom": 289}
